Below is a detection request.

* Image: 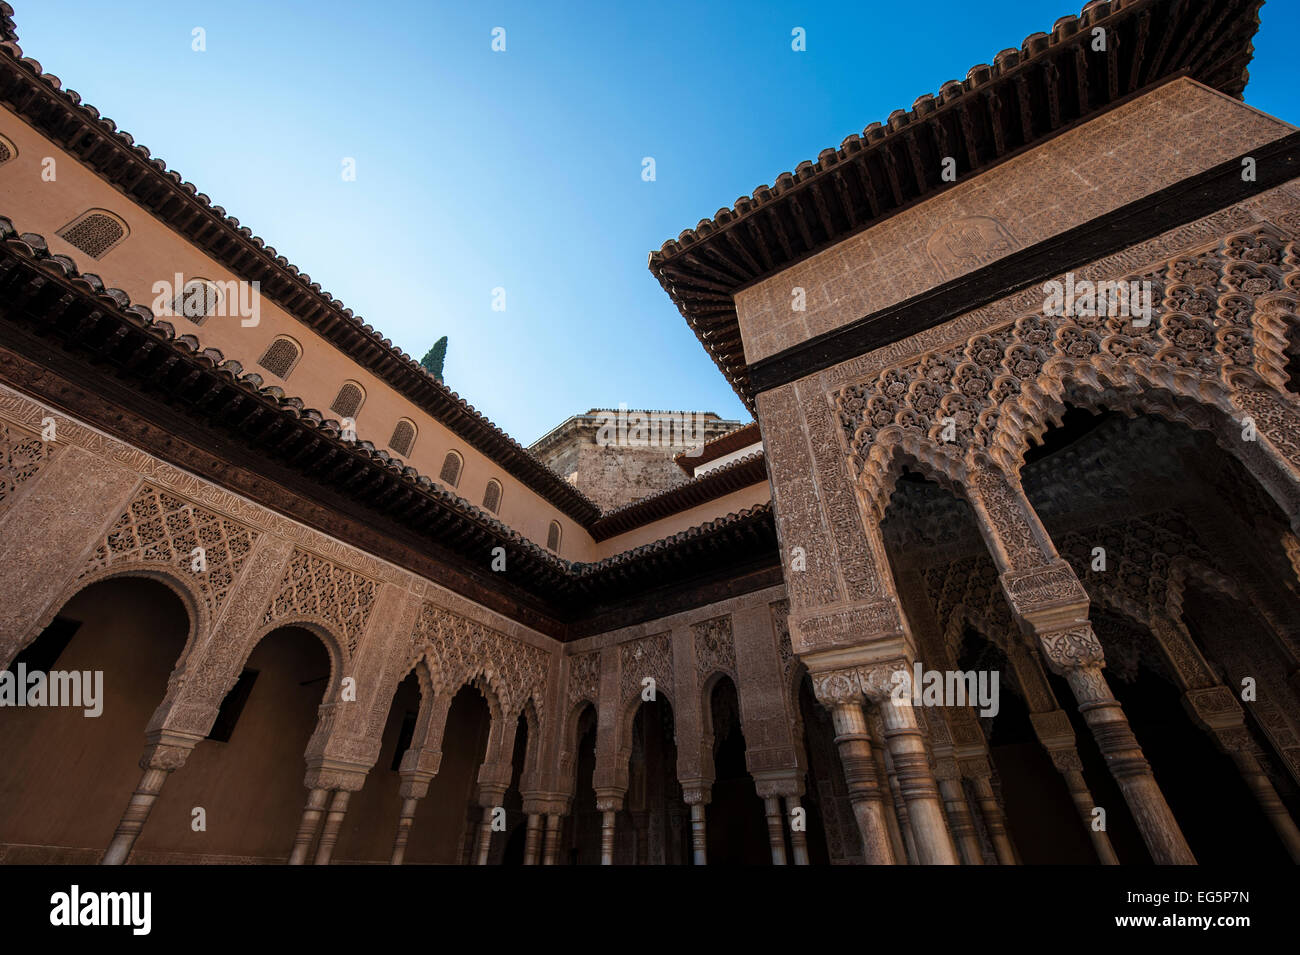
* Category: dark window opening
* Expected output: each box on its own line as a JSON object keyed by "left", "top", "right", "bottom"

{"left": 207, "top": 668, "right": 259, "bottom": 742}
{"left": 390, "top": 710, "right": 419, "bottom": 771}
{"left": 14, "top": 616, "right": 82, "bottom": 673}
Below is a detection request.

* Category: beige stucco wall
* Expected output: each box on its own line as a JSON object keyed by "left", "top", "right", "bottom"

{"left": 734, "top": 78, "right": 1296, "bottom": 365}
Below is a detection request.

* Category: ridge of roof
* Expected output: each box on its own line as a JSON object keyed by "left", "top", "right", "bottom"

{"left": 573, "top": 502, "right": 774, "bottom": 576}
{"left": 0, "top": 27, "right": 602, "bottom": 525}
{"left": 589, "top": 450, "right": 768, "bottom": 541}
{"left": 0, "top": 218, "right": 778, "bottom": 613}
{"left": 673, "top": 420, "right": 761, "bottom": 474}
{"left": 647, "top": 0, "right": 1265, "bottom": 409}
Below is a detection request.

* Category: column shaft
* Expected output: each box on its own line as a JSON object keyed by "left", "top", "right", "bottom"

{"left": 475, "top": 806, "right": 495, "bottom": 865}
{"left": 600, "top": 810, "right": 617, "bottom": 865}
{"left": 829, "top": 702, "right": 896, "bottom": 864}
{"left": 784, "top": 795, "right": 810, "bottom": 865}
{"left": 872, "top": 733, "right": 912, "bottom": 863}
{"left": 937, "top": 776, "right": 983, "bottom": 865}
{"left": 689, "top": 804, "right": 707, "bottom": 865}
{"left": 522, "top": 813, "right": 543, "bottom": 865}
{"left": 313, "top": 790, "right": 351, "bottom": 865}
{"left": 1064, "top": 666, "right": 1196, "bottom": 865}
{"left": 877, "top": 701, "right": 959, "bottom": 864}
{"left": 1229, "top": 749, "right": 1300, "bottom": 863}
{"left": 1060, "top": 766, "right": 1120, "bottom": 865}
{"left": 969, "top": 775, "right": 1017, "bottom": 865}
{"left": 102, "top": 767, "right": 169, "bottom": 866}
{"left": 541, "top": 813, "right": 563, "bottom": 865}
{"left": 390, "top": 797, "right": 419, "bottom": 865}
{"left": 763, "top": 796, "right": 788, "bottom": 865}
{"left": 289, "top": 787, "right": 330, "bottom": 865}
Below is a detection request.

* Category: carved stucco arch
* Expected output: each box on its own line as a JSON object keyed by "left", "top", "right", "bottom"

{"left": 241, "top": 615, "right": 347, "bottom": 709}
{"left": 19, "top": 561, "right": 207, "bottom": 672}
{"left": 698, "top": 668, "right": 741, "bottom": 755}
{"left": 841, "top": 226, "right": 1300, "bottom": 528}
{"left": 614, "top": 685, "right": 677, "bottom": 793}
{"left": 558, "top": 697, "right": 598, "bottom": 796}
{"left": 938, "top": 605, "right": 1037, "bottom": 703}
{"left": 516, "top": 695, "right": 544, "bottom": 792}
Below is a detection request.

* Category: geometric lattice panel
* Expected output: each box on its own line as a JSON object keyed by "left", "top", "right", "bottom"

{"left": 411, "top": 601, "right": 550, "bottom": 720}
{"left": 262, "top": 548, "right": 379, "bottom": 657}
{"left": 83, "top": 484, "right": 259, "bottom": 615}
{"left": 0, "top": 423, "right": 53, "bottom": 519}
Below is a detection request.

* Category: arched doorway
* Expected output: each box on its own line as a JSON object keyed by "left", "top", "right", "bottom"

{"left": 565, "top": 703, "right": 600, "bottom": 864}
{"left": 1020, "top": 405, "right": 1300, "bottom": 864}
{"left": 496, "top": 711, "right": 530, "bottom": 865}
{"left": 956, "top": 628, "right": 1106, "bottom": 863}
{"left": 704, "top": 676, "right": 768, "bottom": 864}
{"left": 0, "top": 575, "right": 190, "bottom": 862}
{"left": 332, "top": 669, "right": 423, "bottom": 863}
{"left": 401, "top": 683, "right": 492, "bottom": 864}
{"left": 139, "top": 624, "right": 334, "bottom": 861}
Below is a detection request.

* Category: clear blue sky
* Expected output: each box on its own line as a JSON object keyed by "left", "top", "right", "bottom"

{"left": 13, "top": 0, "right": 1298, "bottom": 443}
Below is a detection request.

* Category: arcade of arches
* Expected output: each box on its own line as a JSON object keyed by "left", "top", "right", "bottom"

{"left": 1, "top": 11, "right": 1300, "bottom": 863}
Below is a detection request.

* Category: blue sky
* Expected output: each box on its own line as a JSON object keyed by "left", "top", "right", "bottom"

{"left": 13, "top": 0, "right": 1298, "bottom": 443}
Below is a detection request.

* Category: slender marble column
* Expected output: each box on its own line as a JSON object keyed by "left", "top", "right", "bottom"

{"left": 1227, "top": 746, "right": 1300, "bottom": 862}
{"left": 1029, "top": 710, "right": 1119, "bottom": 864}
{"left": 1044, "top": 635, "right": 1195, "bottom": 865}
{"left": 1050, "top": 748, "right": 1120, "bottom": 864}
{"left": 522, "top": 813, "right": 544, "bottom": 865}
{"left": 936, "top": 770, "right": 983, "bottom": 865}
{"left": 682, "top": 787, "right": 710, "bottom": 865}
{"left": 595, "top": 792, "right": 623, "bottom": 865}
{"left": 784, "top": 795, "right": 810, "bottom": 865}
{"left": 826, "top": 702, "right": 896, "bottom": 864}
{"left": 865, "top": 674, "right": 959, "bottom": 865}
{"left": 599, "top": 811, "right": 617, "bottom": 865}
{"left": 390, "top": 797, "right": 419, "bottom": 865}
{"left": 474, "top": 805, "right": 496, "bottom": 866}
{"left": 967, "top": 772, "right": 1017, "bottom": 865}
{"left": 688, "top": 804, "right": 707, "bottom": 864}
{"left": 763, "top": 796, "right": 788, "bottom": 864}
{"left": 288, "top": 787, "right": 330, "bottom": 865}
{"left": 1198, "top": 715, "right": 1300, "bottom": 863}
{"left": 390, "top": 746, "right": 441, "bottom": 865}
{"left": 871, "top": 725, "right": 911, "bottom": 864}
{"left": 313, "top": 790, "right": 351, "bottom": 865}
{"left": 102, "top": 740, "right": 194, "bottom": 865}
{"left": 541, "top": 813, "right": 563, "bottom": 865}
{"left": 970, "top": 465, "right": 1194, "bottom": 864}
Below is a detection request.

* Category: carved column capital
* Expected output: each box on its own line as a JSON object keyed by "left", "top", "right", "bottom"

{"left": 957, "top": 754, "right": 994, "bottom": 780}
{"left": 594, "top": 788, "right": 625, "bottom": 813}
{"left": 304, "top": 761, "right": 369, "bottom": 793}
{"left": 809, "top": 667, "right": 864, "bottom": 706}
{"left": 1182, "top": 686, "right": 1246, "bottom": 732}
{"left": 681, "top": 785, "right": 712, "bottom": 807}
{"left": 1037, "top": 623, "right": 1106, "bottom": 674}
{"left": 752, "top": 771, "right": 803, "bottom": 800}
{"left": 858, "top": 659, "right": 912, "bottom": 703}
{"left": 139, "top": 742, "right": 194, "bottom": 773}
{"left": 932, "top": 756, "right": 961, "bottom": 782}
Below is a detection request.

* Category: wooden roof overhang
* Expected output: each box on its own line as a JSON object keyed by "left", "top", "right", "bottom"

{"left": 0, "top": 222, "right": 778, "bottom": 638}
{"left": 647, "top": 0, "right": 1265, "bottom": 411}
